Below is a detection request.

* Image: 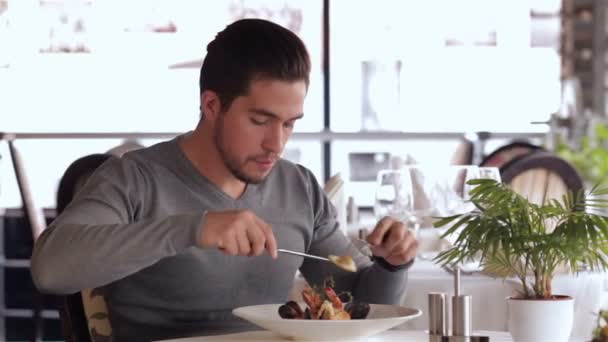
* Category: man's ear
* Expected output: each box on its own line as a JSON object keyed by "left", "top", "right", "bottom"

{"left": 200, "top": 90, "right": 222, "bottom": 121}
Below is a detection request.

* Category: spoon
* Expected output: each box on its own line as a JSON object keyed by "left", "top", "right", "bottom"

{"left": 277, "top": 249, "right": 357, "bottom": 273}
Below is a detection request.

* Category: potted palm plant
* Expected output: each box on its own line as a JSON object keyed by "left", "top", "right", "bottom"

{"left": 434, "top": 179, "right": 608, "bottom": 342}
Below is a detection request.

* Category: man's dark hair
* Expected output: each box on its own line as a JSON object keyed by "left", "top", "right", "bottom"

{"left": 199, "top": 18, "right": 311, "bottom": 112}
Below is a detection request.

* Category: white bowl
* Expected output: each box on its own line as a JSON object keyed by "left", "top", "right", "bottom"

{"left": 232, "top": 303, "right": 422, "bottom": 341}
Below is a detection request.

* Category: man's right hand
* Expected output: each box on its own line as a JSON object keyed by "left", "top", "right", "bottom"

{"left": 198, "top": 209, "right": 278, "bottom": 259}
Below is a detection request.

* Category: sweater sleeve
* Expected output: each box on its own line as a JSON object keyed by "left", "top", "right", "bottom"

{"left": 30, "top": 157, "right": 202, "bottom": 295}
{"left": 297, "top": 167, "right": 410, "bottom": 304}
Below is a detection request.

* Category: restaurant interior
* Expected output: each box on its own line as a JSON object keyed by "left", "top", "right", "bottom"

{"left": 1, "top": 0, "right": 608, "bottom": 341}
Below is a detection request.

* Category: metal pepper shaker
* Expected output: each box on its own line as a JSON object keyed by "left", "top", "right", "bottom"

{"left": 428, "top": 292, "right": 447, "bottom": 337}
{"left": 451, "top": 267, "right": 472, "bottom": 337}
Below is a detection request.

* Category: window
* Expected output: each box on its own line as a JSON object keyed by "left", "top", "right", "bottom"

{"left": 1, "top": 0, "right": 562, "bottom": 209}
{"left": 330, "top": 0, "right": 561, "bottom": 133}
{"left": 3, "top": 0, "right": 323, "bottom": 133}
{"left": 0, "top": 0, "right": 323, "bottom": 208}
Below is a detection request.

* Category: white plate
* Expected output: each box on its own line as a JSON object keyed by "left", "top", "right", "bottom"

{"left": 232, "top": 303, "right": 422, "bottom": 341}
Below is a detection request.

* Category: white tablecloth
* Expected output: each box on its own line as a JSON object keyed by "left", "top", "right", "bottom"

{"left": 341, "top": 219, "right": 608, "bottom": 340}
{"left": 397, "top": 260, "right": 607, "bottom": 341}
{"left": 160, "top": 329, "right": 513, "bottom": 341}
{"left": 291, "top": 259, "right": 607, "bottom": 341}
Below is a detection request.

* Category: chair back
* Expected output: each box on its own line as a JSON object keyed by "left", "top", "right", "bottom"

{"left": 80, "top": 288, "right": 112, "bottom": 340}
{"left": 500, "top": 151, "right": 584, "bottom": 207}
{"left": 480, "top": 141, "right": 544, "bottom": 169}
{"left": 54, "top": 153, "right": 113, "bottom": 342}
{"left": 60, "top": 294, "right": 90, "bottom": 342}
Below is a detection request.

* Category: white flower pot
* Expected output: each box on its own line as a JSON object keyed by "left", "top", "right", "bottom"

{"left": 507, "top": 295, "right": 574, "bottom": 342}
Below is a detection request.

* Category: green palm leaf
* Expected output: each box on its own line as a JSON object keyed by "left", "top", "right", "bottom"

{"left": 433, "top": 179, "right": 608, "bottom": 298}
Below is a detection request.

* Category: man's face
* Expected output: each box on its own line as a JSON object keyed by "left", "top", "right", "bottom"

{"left": 213, "top": 79, "right": 306, "bottom": 184}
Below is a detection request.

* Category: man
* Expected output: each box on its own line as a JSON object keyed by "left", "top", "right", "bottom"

{"left": 31, "top": 18, "right": 418, "bottom": 341}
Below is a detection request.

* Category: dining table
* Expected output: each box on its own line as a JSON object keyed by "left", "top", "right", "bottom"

{"left": 338, "top": 215, "right": 608, "bottom": 342}
{"left": 289, "top": 244, "right": 607, "bottom": 342}
{"left": 396, "top": 258, "right": 606, "bottom": 341}
{"left": 158, "top": 329, "right": 514, "bottom": 341}
{"left": 153, "top": 238, "right": 605, "bottom": 342}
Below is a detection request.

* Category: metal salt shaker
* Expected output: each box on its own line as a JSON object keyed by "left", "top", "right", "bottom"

{"left": 452, "top": 267, "right": 472, "bottom": 337}
{"left": 428, "top": 291, "right": 448, "bottom": 342}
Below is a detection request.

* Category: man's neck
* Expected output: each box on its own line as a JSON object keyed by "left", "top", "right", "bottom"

{"left": 179, "top": 130, "right": 247, "bottom": 199}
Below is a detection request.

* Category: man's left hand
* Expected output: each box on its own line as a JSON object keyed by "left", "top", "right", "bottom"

{"left": 366, "top": 216, "right": 419, "bottom": 266}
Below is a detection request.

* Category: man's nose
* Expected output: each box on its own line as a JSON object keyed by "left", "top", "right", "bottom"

{"left": 262, "top": 124, "right": 284, "bottom": 153}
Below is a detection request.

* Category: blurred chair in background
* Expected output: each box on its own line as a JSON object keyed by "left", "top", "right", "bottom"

{"left": 500, "top": 151, "right": 583, "bottom": 207}
{"left": 54, "top": 153, "right": 113, "bottom": 342}
{"left": 56, "top": 153, "right": 113, "bottom": 213}
{"left": 479, "top": 140, "right": 544, "bottom": 169}
{"left": 105, "top": 139, "right": 144, "bottom": 157}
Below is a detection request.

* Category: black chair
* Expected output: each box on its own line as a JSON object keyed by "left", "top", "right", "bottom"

{"left": 54, "top": 153, "right": 113, "bottom": 342}
{"left": 479, "top": 140, "right": 544, "bottom": 169}
{"left": 499, "top": 151, "right": 584, "bottom": 206}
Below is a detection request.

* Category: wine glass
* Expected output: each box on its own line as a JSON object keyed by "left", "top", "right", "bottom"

{"left": 438, "top": 165, "right": 480, "bottom": 216}
{"left": 401, "top": 165, "right": 443, "bottom": 229}
{"left": 401, "top": 165, "right": 448, "bottom": 260}
{"left": 444, "top": 165, "right": 505, "bottom": 271}
{"left": 374, "top": 169, "right": 414, "bottom": 225}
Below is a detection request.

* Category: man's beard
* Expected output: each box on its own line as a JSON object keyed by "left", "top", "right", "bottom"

{"left": 213, "top": 118, "right": 266, "bottom": 184}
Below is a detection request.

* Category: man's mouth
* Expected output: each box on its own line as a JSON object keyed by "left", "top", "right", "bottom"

{"left": 255, "top": 158, "right": 274, "bottom": 164}
{"left": 252, "top": 156, "right": 277, "bottom": 170}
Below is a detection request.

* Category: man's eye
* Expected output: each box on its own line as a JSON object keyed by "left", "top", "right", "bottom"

{"left": 284, "top": 121, "right": 295, "bottom": 129}
{"left": 251, "top": 118, "right": 267, "bottom": 125}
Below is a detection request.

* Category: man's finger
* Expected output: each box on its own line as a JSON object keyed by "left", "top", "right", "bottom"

{"left": 260, "top": 222, "right": 278, "bottom": 259}
{"left": 235, "top": 229, "right": 251, "bottom": 255}
{"left": 246, "top": 226, "right": 266, "bottom": 256}
{"left": 370, "top": 244, "right": 388, "bottom": 259}
{"left": 366, "top": 216, "right": 395, "bottom": 246}
{"left": 388, "top": 233, "right": 415, "bottom": 256}
{"left": 217, "top": 229, "right": 238, "bottom": 255}
{"left": 385, "top": 241, "right": 418, "bottom": 266}
{"left": 222, "top": 237, "right": 239, "bottom": 256}
{"left": 395, "top": 241, "right": 419, "bottom": 264}
{"left": 248, "top": 214, "right": 277, "bottom": 259}
{"left": 381, "top": 222, "right": 407, "bottom": 252}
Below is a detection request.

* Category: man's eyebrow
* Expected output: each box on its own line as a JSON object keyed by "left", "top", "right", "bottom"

{"left": 249, "top": 108, "right": 304, "bottom": 120}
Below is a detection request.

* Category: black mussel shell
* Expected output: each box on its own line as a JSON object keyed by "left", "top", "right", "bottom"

{"left": 286, "top": 301, "right": 304, "bottom": 315}
{"left": 278, "top": 301, "right": 304, "bottom": 319}
{"left": 304, "top": 307, "right": 311, "bottom": 319}
{"left": 344, "top": 301, "right": 370, "bottom": 319}
{"left": 338, "top": 292, "right": 352, "bottom": 303}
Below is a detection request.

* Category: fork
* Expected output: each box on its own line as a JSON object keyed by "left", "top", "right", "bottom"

{"left": 277, "top": 249, "right": 357, "bottom": 272}
{"left": 277, "top": 249, "right": 330, "bottom": 262}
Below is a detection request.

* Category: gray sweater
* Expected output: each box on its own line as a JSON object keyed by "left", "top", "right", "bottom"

{"left": 31, "top": 136, "right": 409, "bottom": 341}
